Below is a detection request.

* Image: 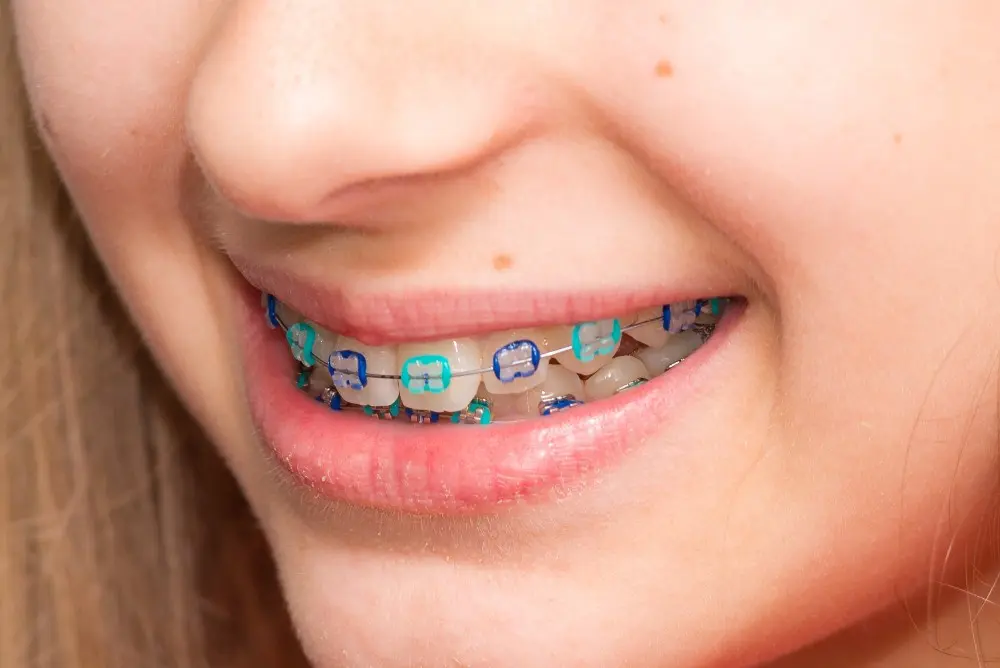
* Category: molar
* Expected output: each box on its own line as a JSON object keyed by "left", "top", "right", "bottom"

{"left": 398, "top": 339, "right": 482, "bottom": 412}
{"left": 584, "top": 356, "right": 650, "bottom": 401}
{"left": 627, "top": 307, "right": 670, "bottom": 348}
{"left": 633, "top": 330, "right": 703, "bottom": 376}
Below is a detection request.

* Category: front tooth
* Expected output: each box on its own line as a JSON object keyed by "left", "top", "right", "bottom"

{"left": 584, "top": 356, "right": 650, "bottom": 401}
{"left": 627, "top": 307, "right": 670, "bottom": 347}
{"left": 633, "top": 330, "right": 703, "bottom": 376}
{"left": 481, "top": 329, "right": 550, "bottom": 394}
{"left": 398, "top": 339, "right": 482, "bottom": 412}
{"left": 548, "top": 318, "right": 622, "bottom": 375}
{"left": 329, "top": 335, "right": 399, "bottom": 407}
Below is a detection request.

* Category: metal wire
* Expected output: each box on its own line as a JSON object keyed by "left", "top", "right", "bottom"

{"left": 270, "top": 296, "right": 722, "bottom": 381}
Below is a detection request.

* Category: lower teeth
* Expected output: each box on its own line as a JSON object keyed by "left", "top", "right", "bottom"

{"left": 269, "top": 296, "right": 727, "bottom": 425}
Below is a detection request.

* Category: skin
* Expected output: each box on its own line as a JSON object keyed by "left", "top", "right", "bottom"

{"left": 11, "top": 1, "right": 1000, "bottom": 666}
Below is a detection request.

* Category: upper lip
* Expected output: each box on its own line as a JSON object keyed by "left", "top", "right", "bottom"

{"left": 233, "top": 258, "right": 737, "bottom": 345}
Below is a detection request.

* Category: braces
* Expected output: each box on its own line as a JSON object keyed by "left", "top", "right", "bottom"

{"left": 273, "top": 294, "right": 722, "bottom": 424}
{"left": 268, "top": 294, "right": 726, "bottom": 387}
{"left": 308, "top": 375, "right": 603, "bottom": 424}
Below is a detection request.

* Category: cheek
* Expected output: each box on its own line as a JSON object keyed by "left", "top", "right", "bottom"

{"left": 11, "top": 0, "right": 257, "bottom": 456}
{"left": 591, "top": 0, "right": 1000, "bottom": 589}
{"left": 12, "top": 0, "right": 214, "bottom": 225}
{"left": 595, "top": 3, "right": 1000, "bottom": 278}
{"left": 596, "top": 2, "right": 1000, "bottom": 416}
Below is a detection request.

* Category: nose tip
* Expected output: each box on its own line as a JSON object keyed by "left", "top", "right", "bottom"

{"left": 185, "top": 3, "right": 529, "bottom": 223}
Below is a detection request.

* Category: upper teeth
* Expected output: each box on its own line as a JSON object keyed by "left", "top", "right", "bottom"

{"left": 261, "top": 293, "right": 725, "bottom": 419}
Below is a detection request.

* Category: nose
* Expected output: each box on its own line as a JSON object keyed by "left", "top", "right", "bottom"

{"left": 186, "top": 3, "right": 538, "bottom": 223}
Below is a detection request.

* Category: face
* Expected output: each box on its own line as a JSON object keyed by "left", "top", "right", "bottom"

{"left": 12, "top": 2, "right": 1000, "bottom": 666}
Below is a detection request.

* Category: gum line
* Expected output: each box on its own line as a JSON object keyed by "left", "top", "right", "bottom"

{"left": 265, "top": 293, "right": 726, "bottom": 425}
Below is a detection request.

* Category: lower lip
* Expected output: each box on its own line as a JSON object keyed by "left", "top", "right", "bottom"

{"left": 236, "top": 283, "right": 743, "bottom": 515}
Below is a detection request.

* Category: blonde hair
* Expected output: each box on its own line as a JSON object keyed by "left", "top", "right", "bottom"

{"left": 0, "top": 6, "right": 306, "bottom": 666}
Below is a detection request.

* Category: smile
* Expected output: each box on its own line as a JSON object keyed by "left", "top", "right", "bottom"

{"left": 265, "top": 293, "right": 728, "bottom": 424}
{"left": 236, "top": 279, "right": 744, "bottom": 514}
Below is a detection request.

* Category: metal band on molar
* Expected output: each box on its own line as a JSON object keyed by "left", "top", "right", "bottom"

{"left": 615, "top": 377, "right": 649, "bottom": 394}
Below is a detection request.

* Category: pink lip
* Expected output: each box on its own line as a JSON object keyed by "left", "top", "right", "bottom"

{"left": 236, "top": 281, "right": 743, "bottom": 514}
{"left": 232, "top": 258, "right": 736, "bottom": 345}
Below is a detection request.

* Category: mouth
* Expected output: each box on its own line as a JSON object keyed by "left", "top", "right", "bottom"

{"left": 236, "top": 277, "right": 743, "bottom": 514}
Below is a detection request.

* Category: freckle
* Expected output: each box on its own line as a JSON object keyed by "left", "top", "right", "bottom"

{"left": 654, "top": 59, "right": 674, "bottom": 78}
{"left": 658, "top": 14, "right": 668, "bottom": 24}
{"left": 492, "top": 254, "right": 513, "bottom": 271}
{"left": 893, "top": 133, "right": 903, "bottom": 145}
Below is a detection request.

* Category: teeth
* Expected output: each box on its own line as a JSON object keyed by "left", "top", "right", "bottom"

{"left": 484, "top": 363, "right": 589, "bottom": 420}
{"left": 269, "top": 291, "right": 725, "bottom": 423}
{"left": 261, "top": 293, "right": 301, "bottom": 328}
{"left": 584, "top": 356, "right": 650, "bottom": 402}
{"left": 481, "top": 329, "right": 550, "bottom": 395}
{"left": 306, "top": 368, "right": 333, "bottom": 396}
{"left": 481, "top": 386, "right": 539, "bottom": 421}
{"left": 663, "top": 301, "right": 699, "bottom": 334}
{"left": 398, "top": 339, "right": 482, "bottom": 412}
{"left": 633, "top": 330, "right": 703, "bottom": 376}
{"left": 548, "top": 318, "right": 622, "bottom": 375}
{"left": 329, "top": 336, "right": 400, "bottom": 407}
{"left": 312, "top": 325, "right": 339, "bottom": 367}
{"left": 626, "top": 307, "right": 670, "bottom": 348}
{"left": 285, "top": 322, "right": 319, "bottom": 366}
{"left": 536, "top": 364, "right": 586, "bottom": 413}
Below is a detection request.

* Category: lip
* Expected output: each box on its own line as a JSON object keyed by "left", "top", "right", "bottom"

{"left": 235, "top": 279, "right": 744, "bottom": 515}
{"left": 232, "top": 257, "right": 738, "bottom": 345}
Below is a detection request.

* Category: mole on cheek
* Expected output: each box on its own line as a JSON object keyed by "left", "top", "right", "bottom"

{"left": 492, "top": 254, "right": 513, "bottom": 271}
{"left": 654, "top": 59, "right": 674, "bottom": 78}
